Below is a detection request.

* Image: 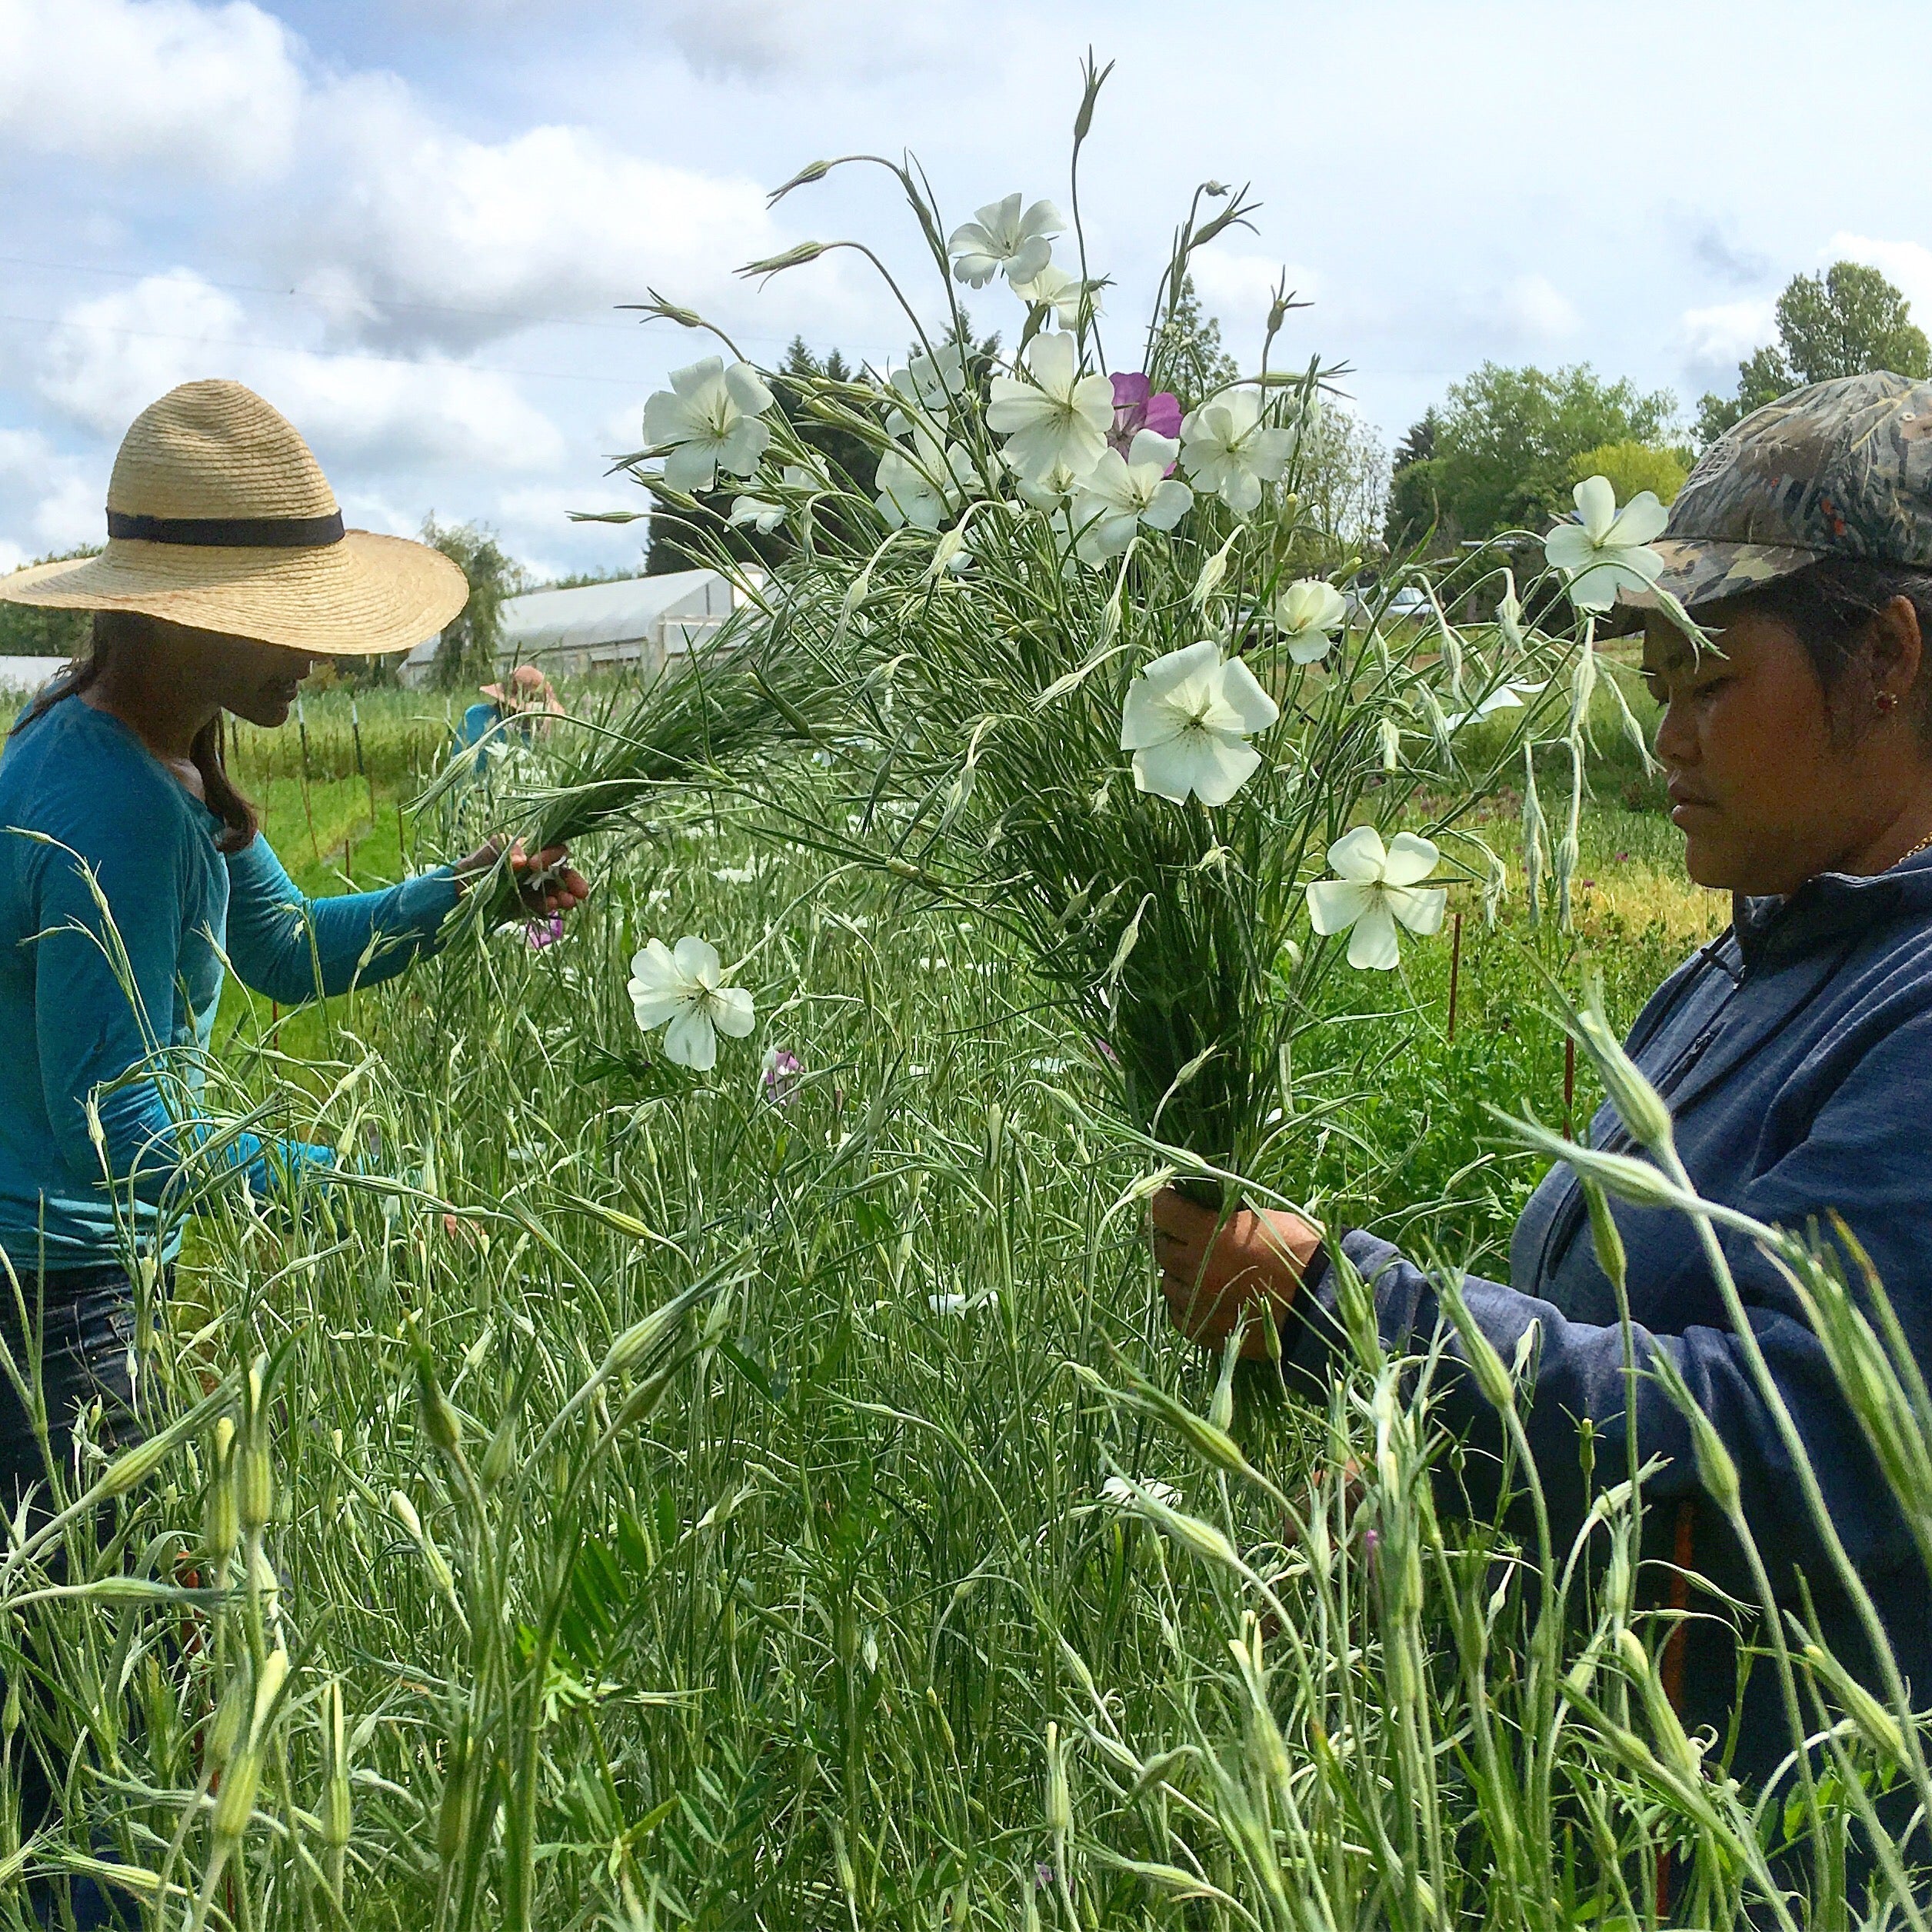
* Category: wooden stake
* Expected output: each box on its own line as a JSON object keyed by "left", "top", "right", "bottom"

{"left": 295, "top": 694, "right": 321, "bottom": 867}
{"left": 1447, "top": 910, "right": 1464, "bottom": 1042}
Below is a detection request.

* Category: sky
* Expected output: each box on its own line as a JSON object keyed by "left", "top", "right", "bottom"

{"left": 3, "top": 0, "right": 1930, "bottom": 584}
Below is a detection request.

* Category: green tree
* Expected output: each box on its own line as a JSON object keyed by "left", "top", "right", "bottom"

{"left": 0, "top": 548, "right": 99, "bottom": 658}
{"left": 423, "top": 518, "right": 528, "bottom": 690}
{"left": 1695, "top": 261, "right": 1930, "bottom": 444}
{"left": 1384, "top": 365, "right": 1677, "bottom": 551}
{"left": 1566, "top": 439, "right": 1689, "bottom": 508}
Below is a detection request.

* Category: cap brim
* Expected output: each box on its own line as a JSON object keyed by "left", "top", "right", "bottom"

{"left": 1608, "top": 536, "right": 1820, "bottom": 632}
{"left": 0, "top": 530, "right": 468, "bottom": 658}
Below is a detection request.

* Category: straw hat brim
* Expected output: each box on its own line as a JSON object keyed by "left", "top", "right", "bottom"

{"left": 0, "top": 531, "right": 468, "bottom": 658}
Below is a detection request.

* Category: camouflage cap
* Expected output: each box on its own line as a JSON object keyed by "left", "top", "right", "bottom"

{"left": 1617, "top": 369, "right": 1932, "bottom": 618}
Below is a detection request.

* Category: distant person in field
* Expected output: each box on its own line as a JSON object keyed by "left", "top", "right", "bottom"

{"left": 456, "top": 660, "right": 566, "bottom": 774}
{"left": 1154, "top": 372, "right": 1932, "bottom": 1879}
{"left": 0, "top": 380, "right": 588, "bottom": 1918}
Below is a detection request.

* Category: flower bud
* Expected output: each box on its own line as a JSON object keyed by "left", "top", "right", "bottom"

{"left": 1804, "top": 1641, "right": 1905, "bottom": 1765}
{"left": 212, "top": 1747, "right": 261, "bottom": 1843}
{"left": 207, "top": 1674, "right": 248, "bottom": 1770}
{"left": 1574, "top": 995, "right": 1674, "bottom": 1155}
{"left": 321, "top": 1678, "right": 352, "bottom": 1851}
{"left": 238, "top": 1432, "right": 272, "bottom": 1537}
{"left": 1044, "top": 1722, "right": 1071, "bottom": 1837}
{"left": 388, "top": 1489, "right": 422, "bottom": 1541}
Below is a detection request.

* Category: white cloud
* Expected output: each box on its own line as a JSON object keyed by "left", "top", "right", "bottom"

{"left": 35, "top": 271, "right": 569, "bottom": 478}
{"left": 1827, "top": 234, "right": 1932, "bottom": 326}
{"left": 1678, "top": 296, "right": 1774, "bottom": 375}
{"left": 1501, "top": 274, "right": 1580, "bottom": 343}
{"left": 1188, "top": 251, "right": 1321, "bottom": 335}
{"left": 0, "top": 0, "right": 303, "bottom": 177}
{"left": 653, "top": 0, "right": 966, "bottom": 81}
{"left": 0, "top": 428, "right": 104, "bottom": 557}
{"left": 274, "top": 74, "right": 858, "bottom": 356}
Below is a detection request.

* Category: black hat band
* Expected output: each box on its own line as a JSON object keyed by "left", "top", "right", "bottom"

{"left": 106, "top": 509, "right": 346, "bottom": 548}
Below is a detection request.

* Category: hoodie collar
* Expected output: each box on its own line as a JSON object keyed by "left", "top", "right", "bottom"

{"left": 1734, "top": 848, "right": 1932, "bottom": 972}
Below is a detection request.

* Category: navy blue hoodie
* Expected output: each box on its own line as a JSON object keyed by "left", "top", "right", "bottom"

{"left": 1286, "top": 850, "right": 1932, "bottom": 1794}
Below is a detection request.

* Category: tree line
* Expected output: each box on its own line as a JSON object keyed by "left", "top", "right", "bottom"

{"left": 5, "top": 259, "right": 1924, "bottom": 658}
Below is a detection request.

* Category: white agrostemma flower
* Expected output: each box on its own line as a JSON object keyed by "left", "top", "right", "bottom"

{"left": 876, "top": 431, "right": 976, "bottom": 531}
{"left": 1011, "top": 261, "right": 1103, "bottom": 331}
{"left": 641, "top": 357, "right": 774, "bottom": 493}
{"left": 1544, "top": 475, "right": 1667, "bottom": 612}
{"left": 1070, "top": 431, "right": 1193, "bottom": 564}
{"left": 1120, "top": 639, "right": 1281, "bottom": 806}
{"left": 886, "top": 345, "right": 970, "bottom": 436}
{"left": 947, "top": 193, "right": 1063, "bottom": 288}
{"left": 628, "top": 937, "right": 756, "bottom": 1071}
{"left": 1179, "top": 388, "right": 1298, "bottom": 515}
{"left": 1306, "top": 826, "right": 1447, "bottom": 970}
{"left": 1271, "top": 578, "right": 1347, "bottom": 665}
{"left": 730, "top": 464, "right": 818, "bottom": 535}
{"left": 986, "top": 332, "right": 1114, "bottom": 485}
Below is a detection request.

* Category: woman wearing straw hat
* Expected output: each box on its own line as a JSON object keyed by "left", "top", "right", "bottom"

{"left": 0, "top": 381, "right": 588, "bottom": 1879}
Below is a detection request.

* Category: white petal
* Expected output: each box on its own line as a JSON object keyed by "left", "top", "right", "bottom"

{"left": 1185, "top": 734, "right": 1263, "bottom": 806}
{"left": 1543, "top": 525, "right": 1598, "bottom": 574}
{"left": 673, "top": 935, "right": 723, "bottom": 986}
{"left": 1024, "top": 331, "right": 1077, "bottom": 390}
{"left": 724, "top": 361, "right": 774, "bottom": 415}
{"left": 1380, "top": 831, "right": 1441, "bottom": 888}
{"left": 710, "top": 984, "right": 757, "bottom": 1038}
{"left": 1141, "top": 478, "right": 1194, "bottom": 531}
{"left": 1326, "top": 824, "right": 1388, "bottom": 882}
{"left": 661, "top": 1008, "right": 718, "bottom": 1070}
{"left": 1286, "top": 633, "right": 1333, "bottom": 666}
{"left": 1210, "top": 655, "right": 1280, "bottom": 737}
{"left": 628, "top": 939, "right": 678, "bottom": 988}
{"left": 1120, "top": 641, "right": 1219, "bottom": 749}
{"left": 1387, "top": 884, "right": 1448, "bottom": 937}
{"left": 1007, "top": 235, "right": 1054, "bottom": 285}
{"left": 668, "top": 356, "right": 724, "bottom": 396}
{"left": 1606, "top": 491, "right": 1668, "bottom": 547}
{"left": 1305, "top": 878, "right": 1376, "bottom": 935}
{"left": 1126, "top": 429, "right": 1180, "bottom": 472}
{"left": 1218, "top": 465, "right": 1263, "bottom": 516}
{"left": 1572, "top": 475, "right": 1617, "bottom": 542}
{"left": 1346, "top": 901, "right": 1402, "bottom": 970}
{"left": 661, "top": 443, "right": 718, "bottom": 494}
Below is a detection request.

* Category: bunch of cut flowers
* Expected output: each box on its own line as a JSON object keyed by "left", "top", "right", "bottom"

{"left": 584, "top": 65, "right": 1667, "bottom": 1190}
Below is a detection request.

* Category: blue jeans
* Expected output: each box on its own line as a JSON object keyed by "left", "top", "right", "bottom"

{"left": 2, "top": 1263, "right": 152, "bottom": 1930}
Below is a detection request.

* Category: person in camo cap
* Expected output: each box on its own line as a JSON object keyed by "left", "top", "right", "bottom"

{"left": 1154, "top": 370, "right": 1932, "bottom": 1900}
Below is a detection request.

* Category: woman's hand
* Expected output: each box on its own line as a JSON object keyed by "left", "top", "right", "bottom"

{"left": 1150, "top": 1187, "right": 1324, "bottom": 1360}
{"left": 454, "top": 837, "right": 591, "bottom": 917}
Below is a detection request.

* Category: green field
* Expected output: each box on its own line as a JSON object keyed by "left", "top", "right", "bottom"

{"left": 7, "top": 668, "right": 1776, "bottom": 1929}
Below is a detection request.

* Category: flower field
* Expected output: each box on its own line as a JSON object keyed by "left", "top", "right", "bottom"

{"left": 12, "top": 90, "right": 1932, "bottom": 1930}
{"left": 5, "top": 671, "right": 1787, "bottom": 1930}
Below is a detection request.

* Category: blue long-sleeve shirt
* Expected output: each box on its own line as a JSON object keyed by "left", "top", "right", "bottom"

{"left": 1286, "top": 852, "right": 1932, "bottom": 1794}
{"left": 0, "top": 694, "right": 458, "bottom": 1267}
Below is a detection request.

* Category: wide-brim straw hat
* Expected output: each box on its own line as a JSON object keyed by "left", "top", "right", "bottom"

{"left": 0, "top": 379, "right": 468, "bottom": 657}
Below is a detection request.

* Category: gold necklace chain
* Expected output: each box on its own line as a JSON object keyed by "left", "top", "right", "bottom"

{"left": 1897, "top": 828, "right": 1932, "bottom": 868}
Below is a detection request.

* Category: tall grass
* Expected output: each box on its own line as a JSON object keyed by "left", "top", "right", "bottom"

{"left": 3, "top": 685, "right": 1927, "bottom": 1925}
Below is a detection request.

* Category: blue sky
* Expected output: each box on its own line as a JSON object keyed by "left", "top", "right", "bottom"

{"left": 3, "top": 0, "right": 1930, "bottom": 581}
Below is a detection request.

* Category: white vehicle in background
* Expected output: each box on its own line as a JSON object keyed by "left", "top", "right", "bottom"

{"left": 1342, "top": 580, "right": 1430, "bottom": 622}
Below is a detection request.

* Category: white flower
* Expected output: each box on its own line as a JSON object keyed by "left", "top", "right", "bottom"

{"left": 1271, "top": 578, "right": 1347, "bottom": 665}
{"left": 1007, "top": 455, "right": 1089, "bottom": 510}
{"left": 1178, "top": 388, "right": 1298, "bottom": 515}
{"left": 1068, "top": 431, "right": 1193, "bottom": 564}
{"left": 641, "top": 357, "right": 774, "bottom": 494}
{"left": 876, "top": 431, "right": 975, "bottom": 531}
{"left": 886, "top": 345, "right": 970, "bottom": 437}
{"left": 628, "top": 936, "right": 756, "bottom": 1071}
{"left": 1305, "top": 826, "right": 1447, "bottom": 971}
{"left": 728, "top": 465, "right": 816, "bottom": 535}
{"left": 985, "top": 332, "right": 1114, "bottom": 486}
{"left": 1011, "top": 261, "right": 1102, "bottom": 331}
{"left": 1544, "top": 476, "right": 1667, "bottom": 612}
{"left": 1443, "top": 680, "right": 1548, "bottom": 732}
{"left": 1119, "top": 639, "right": 1281, "bottom": 807}
{"left": 947, "top": 193, "right": 1062, "bottom": 288}
{"left": 1101, "top": 1475, "right": 1184, "bottom": 1510}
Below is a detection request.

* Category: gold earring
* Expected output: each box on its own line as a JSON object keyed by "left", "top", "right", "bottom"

{"left": 1879, "top": 691, "right": 1900, "bottom": 714}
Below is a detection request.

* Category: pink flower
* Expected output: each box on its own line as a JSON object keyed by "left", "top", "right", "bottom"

{"left": 1109, "top": 372, "right": 1182, "bottom": 464}
{"left": 525, "top": 914, "right": 565, "bottom": 950}
{"left": 761, "top": 1046, "right": 803, "bottom": 1105}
